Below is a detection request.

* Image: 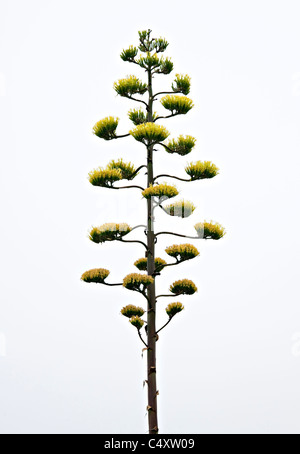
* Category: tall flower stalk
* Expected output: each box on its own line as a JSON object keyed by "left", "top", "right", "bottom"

{"left": 82, "top": 29, "right": 225, "bottom": 434}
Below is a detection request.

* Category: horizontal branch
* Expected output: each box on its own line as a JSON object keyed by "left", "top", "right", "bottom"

{"left": 159, "top": 261, "right": 180, "bottom": 271}
{"left": 153, "top": 262, "right": 177, "bottom": 276}
{"left": 154, "top": 112, "right": 181, "bottom": 122}
{"left": 103, "top": 282, "right": 123, "bottom": 287}
{"left": 111, "top": 185, "right": 145, "bottom": 191}
{"left": 114, "top": 133, "right": 131, "bottom": 139}
{"left": 157, "top": 143, "right": 175, "bottom": 153}
{"left": 156, "top": 292, "right": 183, "bottom": 299}
{"left": 155, "top": 232, "right": 201, "bottom": 240}
{"left": 153, "top": 91, "right": 176, "bottom": 98}
{"left": 154, "top": 174, "right": 190, "bottom": 183}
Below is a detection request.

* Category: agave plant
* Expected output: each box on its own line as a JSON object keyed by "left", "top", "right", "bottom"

{"left": 82, "top": 29, "right": 225, "bottom": 435}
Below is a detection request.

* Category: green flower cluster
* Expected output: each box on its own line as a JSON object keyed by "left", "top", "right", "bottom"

{"left": 93, "top": 116, "right": 119, "bottom": 140}
{"left": 130, "top": 316, "right": 144, "bottom": 330}
{"left": 81, "top": 268, "right": 110, "bottom": 284}
{"left": 130, "top": 123, "right": 170, "bottom": 145}
{"left": 123, "top": 273, "right": 154, "bottom": 291}
{"left": 128, "top": 108, "right": 147, "bottom": 126}
{"left": 185, "top": 161, "right": 219, "bottom": 180}
{"left": 170, "top": 279, "right": 198, "bottom": 295}
{"left": 166, "top": 302, "right": 184, "bottom": 318}
{"left": 138, "top": 31, "right": 169, "bottom": 53}
{"left": 194, "top": 222, "right": 226, "bottom": 240}
{"left": 134, "top": 257, "right": 167, "bottom": 272}
{"left": 121, "top": 305, "right": 145, "bottom": 318}
{"left": 165, "top": 244, "right": 199, "bottom": 262}
{"left": 89, "top": 223, "right": 131, "bottom": 244}
{"left": 165, "top": 135, "right": 196, "bottom": 156}
{"left": 120, "top": 46, "right": 138, "bottom": 62}
{"left": 163, "top": 200, "right": 196, "bottom": 218}
{"left": 157, "top": 57, "right": 174, "bottom": 74}
{"left": 172, "top": 74, "right": 191, "bottom": 95}
{"left": 161, "top": 95, "right": 194, "bottom": 115}
{"left": 137, "top": 52, "right": 160, "bottom": 69}
{"left": 114, "top": 75, "right": 147, "bottom": 97}
{"left": 128, "top": 109, "right": 159, "bottom": 126}
{"left": 142, "top": 184, "right": 178, "bottom": 200}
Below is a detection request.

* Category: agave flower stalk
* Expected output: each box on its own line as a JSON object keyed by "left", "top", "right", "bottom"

{"left": 82, "top": 29, "right": 225, "bottom": 435}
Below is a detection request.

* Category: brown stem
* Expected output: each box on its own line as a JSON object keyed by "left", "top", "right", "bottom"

{"left": 125, "top": 95, "right": 149, "bottom": 110}
{"left": 130, "top": 165, "right": 148, "bottom": 179}
{"left": 156, "top": 317, "right": 173, "bottom": 335}
{"left": 118, "top": 238, "right": 149, "bottom": 251}
{"left": 146, "top": 65, "right": 159, "bottom": 436}
{"left": 157, "top": 142, "right": 176, "bottom": 153}
{"left": 138, "top": 330, "right": 148, "bottom": 348}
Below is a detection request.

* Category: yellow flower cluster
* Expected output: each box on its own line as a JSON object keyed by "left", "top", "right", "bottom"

{"left": 161, "top": 95, "right": 194, "bottom": 114}
{"left": 165, "top": 244, "right": 199, "bottom": 261}
{"left": 130, "top": 123, "right": 170, "bottom": 144}
{"left": 170, "top": 279, "right": 198, "bottom": 295}
{"left": 185, "top": 161, "right": 219, "bottom": 180}
{"left": 142, "top": 183, "right": 178, "bottom": 200}
{"left": 163, "top": 200, "right": 196, "bottom": 218}
{"left": 166, "top": 135, "right": 196, "bottom": 156}
{"left": 88, "top": 160, "right": 137, "bottom": 188}
{"left": 88, "top": 168, "right": 122, "bottom": 187}
{"left": 81, "top": 268, "right": 110, "bottom": 284}
{"left": 134, "top": 257, "right": 167, "bottom": 272}
{"left": 194, "top": 222, "right": 226, "bottom": 240}
{"left": 114, "top": 75, "right": 147, "bottom": 97}
{"left": 166, "top": 302, "right": 184, "bottom": 318}
{"left": 130, "top": 316, "right": 145, "bottom": 330}
{"left": 93, "top": 116, "right": 119, "bottom": 140}
{"left": 123, "top": 273, "right": 154, "bottom": 291}
{"left": 121, "top": 305, "right": 145, "bottom": 318}
{"left": 89, "top": 223, "right": 131, "bottom": 244}
{"left": 106, "top": 159, "right": 137, "bottom": 180}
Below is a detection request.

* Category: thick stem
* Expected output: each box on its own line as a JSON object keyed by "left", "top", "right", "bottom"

{"left": 146, "top": 67, "right": 159, "bottom": 435}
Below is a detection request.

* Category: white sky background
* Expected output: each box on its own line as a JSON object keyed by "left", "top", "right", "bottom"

{"left": 0, "top": 0, "right": 300, "bottom": 435}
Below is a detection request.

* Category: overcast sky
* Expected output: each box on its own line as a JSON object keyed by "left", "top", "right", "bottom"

{"left": 0, "top": 0, "right": 300, "bottom": 435}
